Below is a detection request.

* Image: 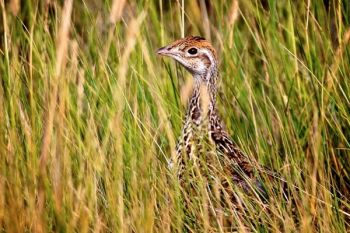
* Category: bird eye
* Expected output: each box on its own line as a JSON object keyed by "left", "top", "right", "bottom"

{"left": 187, "top": 48, "right": 198, "bottom": 55}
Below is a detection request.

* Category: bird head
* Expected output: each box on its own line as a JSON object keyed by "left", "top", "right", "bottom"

{"left": 157, "top": 36, "right": 218, "bottom": 77}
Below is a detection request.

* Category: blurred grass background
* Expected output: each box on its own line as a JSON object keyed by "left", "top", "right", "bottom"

{"left": 0, "top": 0, "right": 350, "bottom": 232}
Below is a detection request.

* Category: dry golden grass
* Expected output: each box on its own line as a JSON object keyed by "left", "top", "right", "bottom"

{"left": 0, "top": 0, "right": 349, "bottom": 232}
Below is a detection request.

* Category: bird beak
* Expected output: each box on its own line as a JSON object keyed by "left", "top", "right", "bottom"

{"left": 156, "top": 46, "right": 172, "bottom": 56}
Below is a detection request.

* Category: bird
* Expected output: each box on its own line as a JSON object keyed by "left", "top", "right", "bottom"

{"left": 157, "top": 36, "right": 266, "bottom": 190}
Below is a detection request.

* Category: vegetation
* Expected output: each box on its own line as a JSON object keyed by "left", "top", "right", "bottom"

{"left": 0, "top": 0, "right": 349, "bottom": 232}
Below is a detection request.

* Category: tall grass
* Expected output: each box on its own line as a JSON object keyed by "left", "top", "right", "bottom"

{"left": 0, "top": 0, "right": 349, "bottom": 232}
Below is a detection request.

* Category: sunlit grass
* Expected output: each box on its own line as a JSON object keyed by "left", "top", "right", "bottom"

{"left": 0, "top": 0, "right": 349, "bottom": 232}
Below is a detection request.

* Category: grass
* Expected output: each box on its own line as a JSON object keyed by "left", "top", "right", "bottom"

{"left": 0, "top": 0, "right": 350, "bottom": 232}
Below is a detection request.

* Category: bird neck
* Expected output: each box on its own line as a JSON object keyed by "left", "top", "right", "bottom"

{"left": 187, "top": 65, "right": 218, "bottom": 123}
